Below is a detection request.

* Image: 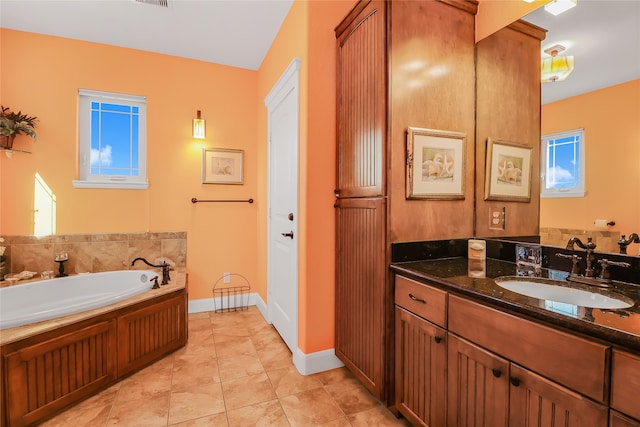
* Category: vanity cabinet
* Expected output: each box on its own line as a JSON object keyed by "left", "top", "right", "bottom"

{"left": 448, "top": 295, "right": 609, "bottom": 426}
{"left": 610, "top": 350, "right": 640, "bottom": 424}
{"left": 394, "top": 276, "right": 447, "bottom": 426}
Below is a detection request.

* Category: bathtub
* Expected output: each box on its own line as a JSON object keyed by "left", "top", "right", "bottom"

{"left": 0, "top": 270, "right": 158, "bottom": 330}
{"left": 1, "top": 271, "right": 187, "bottom": 427}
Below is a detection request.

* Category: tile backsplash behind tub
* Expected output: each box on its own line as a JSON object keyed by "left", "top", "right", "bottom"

{"left": 1, "top": 232, "right": 186, "bottom": 278}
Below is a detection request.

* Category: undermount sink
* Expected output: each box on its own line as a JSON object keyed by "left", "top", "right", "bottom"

{"left": 494, "top": 276, "right": 635, "bottom": 309}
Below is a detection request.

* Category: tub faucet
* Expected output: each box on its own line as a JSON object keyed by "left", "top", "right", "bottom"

{"left": 618, "top": 233, "right": 640, "bottom": 254}
{"left": 131, "top": 257, "right": 171, "bottom": 285}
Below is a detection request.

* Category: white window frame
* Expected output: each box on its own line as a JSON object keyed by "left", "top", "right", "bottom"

{"left": 73, "top": 89, "right": 148, "bottom": 189}
{"left": 540, "top": 128, "right": 585, "bottom": 198}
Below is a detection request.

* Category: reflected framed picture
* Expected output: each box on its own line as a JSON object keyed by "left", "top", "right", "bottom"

{"left": 484, "top": 138, "right": 532, "bottom": 202}
{"left": 202, "top": 148, "right": 244, "bottom": 185}
{"left": 406, "top": 127, "right": 466, "bottom": 200}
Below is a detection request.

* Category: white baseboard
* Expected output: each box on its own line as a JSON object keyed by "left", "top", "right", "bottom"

{"left": 188, "top": 294, "right": 342, "bottom": 375}
{"left": 293, "top": 348, "right": 344, "bottom": 375}
{"left": 188, "top": 292, "right": 259, "bottom": 314}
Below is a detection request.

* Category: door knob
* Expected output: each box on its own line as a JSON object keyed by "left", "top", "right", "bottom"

{"left": 288, "top": 213, "right": 294, "bottom": 221}
{"left": 281, "top": 231, "right": 294, "bottom": 239}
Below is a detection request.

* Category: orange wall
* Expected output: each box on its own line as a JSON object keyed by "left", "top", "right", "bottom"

{"left": 540, "top": 79, "right": 640, "bottom": 234}
{"left": 256, "top": 0, "right": 356, "bottom": 354}
{"left": 0, "top": 29, "right": 260, "bottom": 302}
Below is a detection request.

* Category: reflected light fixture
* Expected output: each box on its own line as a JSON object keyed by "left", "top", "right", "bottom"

{"left": 544, "top": 0, "right": 577, "bottom": 16}
{"left": 192, "top": 110, "right": 205, "bottom": 139}
{"left": 541, "top": 44, "right": 574, "bottom": 83}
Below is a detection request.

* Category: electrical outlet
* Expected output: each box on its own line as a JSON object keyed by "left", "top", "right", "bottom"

{"left": 223, "top": 272, "right": 230, "bottom": 284}
{"left": 490, "top": 207, "right": 506, "bottom": 230}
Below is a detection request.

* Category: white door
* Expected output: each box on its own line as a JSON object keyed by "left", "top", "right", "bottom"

{"left": 265, "top": 58, "right": 300, "bottom": 353}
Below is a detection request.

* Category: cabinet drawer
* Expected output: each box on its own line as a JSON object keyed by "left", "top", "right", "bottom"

{"left": 395, "top": 275, "right": 447, "bottom": 327}
{"left": 611, "top": 350, "right": 640, "bottom": 420}
{"left": 449, "top": 295, "right": 610, "bottom": 403}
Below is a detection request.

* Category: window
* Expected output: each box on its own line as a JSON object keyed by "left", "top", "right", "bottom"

{"left": 541, "top": 128, "right": 584, "bottom": 198}
{"left": 73, "top": 89, "right": 148, "bottom": 189}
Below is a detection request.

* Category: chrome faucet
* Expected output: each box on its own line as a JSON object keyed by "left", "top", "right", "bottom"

{"left": 618, "top": 233, "right": 640, "bottom": 254}
{"left": 566, "top": 236, "right": 597, "bottom": 277}
{"left": 131, "top": 257, "right": 171, "bottom": 285}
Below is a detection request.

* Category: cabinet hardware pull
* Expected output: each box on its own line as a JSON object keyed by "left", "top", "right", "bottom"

{"left": 408, "top": 293, "right": 426, "bottom": 304}
{"left": 492, "top": 368, "right": 501, "bottom": 378}
{"left": 510, "top": 377, "right": 520, "bottom": 387}
{"left": 434, "top": 336, "right": 442, "bottom": 344}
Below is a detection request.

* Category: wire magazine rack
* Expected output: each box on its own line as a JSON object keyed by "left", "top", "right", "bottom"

{"left": 212, "top": 273, "right": 251, "bottom": 313}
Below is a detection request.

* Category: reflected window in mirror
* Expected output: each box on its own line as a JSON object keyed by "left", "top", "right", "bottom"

{"left": 541, "top": 128, "right": 585, "bottom": 198}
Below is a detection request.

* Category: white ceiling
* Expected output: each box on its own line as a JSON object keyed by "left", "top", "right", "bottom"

{"left": 0, "top": 0, "right": 294, "bottom": 71}
{"left": 523, "top": 1, "right": 640, "bottom": 104}
{"left": 1, "top": 1, "right": 638, "bottom": 103}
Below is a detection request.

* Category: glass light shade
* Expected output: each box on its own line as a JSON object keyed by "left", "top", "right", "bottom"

{"left": 193, "top": 110, "right": 205, "bottom": 139}
{"left": 544, "top": 0, "right": 577, "bottom": 16}
{"left": 541, "top": 55, "right": 574, "bottom": 82}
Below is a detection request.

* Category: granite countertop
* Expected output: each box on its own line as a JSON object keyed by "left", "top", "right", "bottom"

{"left": 391, "top": 258, "right": 640, "bottom": 353}
{"left": 0, "top": 269, "right": 186, "bottom": 346}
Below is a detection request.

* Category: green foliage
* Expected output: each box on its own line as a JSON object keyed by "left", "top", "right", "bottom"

{"left": 0, "top": 106, "right": 37, "bottom": 142}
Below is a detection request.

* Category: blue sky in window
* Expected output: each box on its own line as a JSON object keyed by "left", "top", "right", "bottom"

{"left": 547, "top": 135, "right": 579, "bottom": 188}
{"left": 90, "top": 103, "right": 139, "bottom": 176}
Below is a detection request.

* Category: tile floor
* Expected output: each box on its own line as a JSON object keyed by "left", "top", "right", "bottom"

{"left": 40, "top": 307, "right": 411, "bottom": 426}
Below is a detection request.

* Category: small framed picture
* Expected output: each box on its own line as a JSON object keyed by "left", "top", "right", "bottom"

{"left": 406, "top": 127, "right": 466, "bottom": 200}
{"left": 484, "top": 138, "right": 532, "bottom": 202}
{"left": 202, "top": 148, "right": 244, "bottom": 185}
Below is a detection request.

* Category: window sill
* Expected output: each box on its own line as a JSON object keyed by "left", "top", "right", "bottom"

{"left": 541, "top": 191, "right": 585, "bottom": 199}
{"left": 72, "top": 180, "right": 149, "bottom": 190}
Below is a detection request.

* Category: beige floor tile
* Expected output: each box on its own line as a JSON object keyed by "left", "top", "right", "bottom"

{"left": 251, "top": 328, "right": 289, "bottom": 352}
{"left": 214, "top": 327, "right": 253, "bottom": 343}
{"left": 218, "top": 353, "right": 265, "bottom": 382}
{"left": 172, "top": 353, "right": 221, "bottom": 391}
{"left": 317, "top": 418, "right": 352, "bottom": 427}
{"left": 257, "top": 346, "right": 294, "bottom": 372}
{"left": 324, "top": 376, "right": 380, "bottom": 415}
{"left": 115, "top": 361, "right": 173, "bottom": 402}
{"left": 279, "top": 388, "right": 344, "bottom": 427}
{"left": 169, "top": 413, "right": 229, "bottom": 426}
{"left": 267, "top": 365, "right": 323, "bottom": 398}
{"left": 168, "top": 382, "right": 226, "bottom": 425}
{"left": 227, "top": 399, "right": 290, "bottom": 427}
{"left": 312, "top": 367, "right": 356, "bottom": 386}
{"left": 107, "top": 393, "right": 170, "bottom": 426}
{"left": 40, "top": 403, "right": 111, "bottom": 426}
{"left": 347, "top": 405, "right": 411, "bottom": 427}
{"left": 221, "top": 372, "right": 277, "bottom": 411}
{"left": 215, "top": 336, "right": 257, "bottom": 358}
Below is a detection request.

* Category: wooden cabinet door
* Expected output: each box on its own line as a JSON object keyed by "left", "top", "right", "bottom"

{"left": 394, "top": 307, "right": 446, "bottom": 427}
{"left": 509, "top": 364, "right": 608, "bottom": 427}
{"left": 335, "top": 0, "right": 386, "bottom": 198}
{"left": 611, "top": 411, "right": 640, "bottom": 427}
{"left": 335, "top": 197, "right": 387, "bottom": 398}
{"left": 447, "top": 334, "right": 509, "bottom": 427}
{"left": 611, "top": 350, "right": 640, "bottom": 421}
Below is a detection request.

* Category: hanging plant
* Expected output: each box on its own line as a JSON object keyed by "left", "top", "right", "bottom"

{"left": 0, "top": 105, "right": 38, "bottom": 150}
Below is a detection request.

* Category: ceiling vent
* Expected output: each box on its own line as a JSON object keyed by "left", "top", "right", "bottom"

{"left": 133, "top": 0, "right": 169, "bottom": 8}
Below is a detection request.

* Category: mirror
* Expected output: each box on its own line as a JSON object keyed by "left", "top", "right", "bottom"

{"left": 522, "top": 2, "right": 640, "bottom": 256}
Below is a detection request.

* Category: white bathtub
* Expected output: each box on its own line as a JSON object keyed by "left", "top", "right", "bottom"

{"left": 0, "top": 270, "right": 157, "bottom": 330}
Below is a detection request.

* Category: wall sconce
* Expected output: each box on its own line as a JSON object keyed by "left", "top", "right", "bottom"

{"left": 544, "top": 0, "right": 577, "bottom": 16}
{"left": 193, "top": 110, "right": 205, "bottom": 139}
{"left": 541, "top": 44, "right": 574, "bottom": 83}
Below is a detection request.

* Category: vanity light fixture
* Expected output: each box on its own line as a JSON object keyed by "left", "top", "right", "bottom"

{"left": 544, "top": 0, "right": 577, "bottom": 16}
{"left": 192, "top": 110, "right": 205, "bottom": 139}
{"left": 541, "top": 44, "right": 574, "bottom": 82}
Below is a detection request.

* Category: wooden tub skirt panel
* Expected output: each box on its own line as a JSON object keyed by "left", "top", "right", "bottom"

{"left": 1, "top": 288, "right": 187, "bottom": 427}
